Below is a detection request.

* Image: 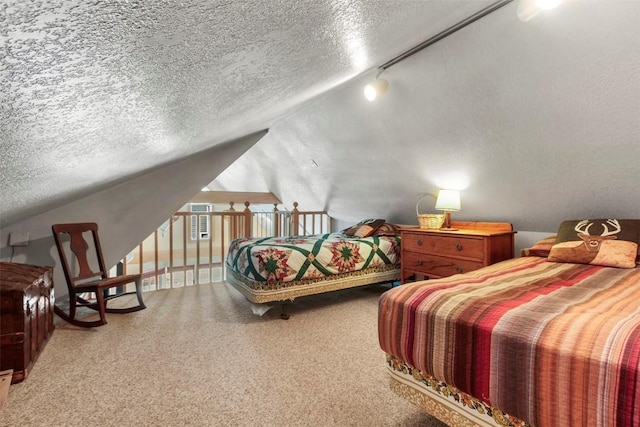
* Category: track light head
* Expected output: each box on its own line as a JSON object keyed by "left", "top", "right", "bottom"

{"left": 518, "top": 0, "right": 564, "bottom": 21}
{"left": 363, "top": 79, "right": 388, "bottom": 102}
{"left": 536, "top": 0, "right": 563, "bottom": 9}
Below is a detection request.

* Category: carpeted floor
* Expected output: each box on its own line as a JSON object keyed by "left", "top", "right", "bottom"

{"left": 1, "top": 282, "right": 446, "bottom": 427}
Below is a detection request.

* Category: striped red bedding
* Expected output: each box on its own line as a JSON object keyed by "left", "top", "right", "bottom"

{"left": 378, "top": 256, "right": 640, "bottom": 426}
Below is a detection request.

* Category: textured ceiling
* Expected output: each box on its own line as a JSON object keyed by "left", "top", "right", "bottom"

{"left": 0, "top": 0, "right": 496, "bottom": 226}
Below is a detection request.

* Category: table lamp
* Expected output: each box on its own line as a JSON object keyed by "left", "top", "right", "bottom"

{"left": 435, "top": 189, "right": 461, "bottom": 231}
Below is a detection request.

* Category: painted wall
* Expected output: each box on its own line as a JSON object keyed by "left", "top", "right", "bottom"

{"left": 210, "top": 1, "right": 640, "bottom": 251}
{"left": 0, "top": 131, "right": 266, "bottom": 297}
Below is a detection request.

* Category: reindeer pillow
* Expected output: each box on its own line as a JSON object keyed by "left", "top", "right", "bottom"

{"left": 548, "top": 219, "right": 640, "bottom": 268}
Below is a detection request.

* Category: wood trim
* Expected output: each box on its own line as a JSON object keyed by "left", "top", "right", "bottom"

{"left": 451, "top": 221, "right": 513, "bottom": 233}
{"left": 398, "top": 221, "right": 513, "bottom": 235}
{"left": 188, "top": 191, "right": 281, "bottom": 205}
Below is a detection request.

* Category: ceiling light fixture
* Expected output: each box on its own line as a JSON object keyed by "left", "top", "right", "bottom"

{"left": 363, "top": 0, "right": 514, "bottom": 101}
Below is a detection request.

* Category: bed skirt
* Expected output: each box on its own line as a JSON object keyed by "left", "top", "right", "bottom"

{"left": 225, "top": 265, "right": 400, "bottom": 304}
{"left": 386, "top": 354, "right": 528, "bottom": 427}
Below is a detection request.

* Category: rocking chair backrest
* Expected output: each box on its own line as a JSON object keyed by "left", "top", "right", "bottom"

{"left": 52, "top": 223, "right": 109, "bottom": 287}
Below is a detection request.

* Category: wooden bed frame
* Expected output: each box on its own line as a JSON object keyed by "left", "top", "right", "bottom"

{"left": 386, "top": 355, "right": 527, "bottom": 427}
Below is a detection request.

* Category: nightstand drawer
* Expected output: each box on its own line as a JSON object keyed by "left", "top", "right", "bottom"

{"left": 403, "top": 252, "right": 484, "bottom": 277}
{"left": 403, "top": 233, "right": 484, "bottom": 260}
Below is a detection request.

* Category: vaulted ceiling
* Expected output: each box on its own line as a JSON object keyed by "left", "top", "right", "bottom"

{"left": 2, "top": 1, "right": 639, "bottom": 236}
{"left": 1, "top": 0, "right": 499, "bottom": 227}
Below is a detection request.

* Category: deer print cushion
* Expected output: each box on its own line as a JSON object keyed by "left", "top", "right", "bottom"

{"left": 548, "top": 219, "right": 640, "bottom": 268}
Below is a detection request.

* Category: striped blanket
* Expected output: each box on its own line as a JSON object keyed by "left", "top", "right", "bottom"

{"left": 378, "top": 257, "right": 640, "bottom": 426}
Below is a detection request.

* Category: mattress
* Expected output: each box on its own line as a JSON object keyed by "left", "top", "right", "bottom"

{"left": 225, "top": 232, "right": 401, "bottom": 303}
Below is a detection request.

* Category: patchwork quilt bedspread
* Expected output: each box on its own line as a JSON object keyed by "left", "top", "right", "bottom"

{"left": 226, "top": 233, "right": 400, "bottom": 290}
{"left": 378, "top": 256, "right": 640, "bottom": 427}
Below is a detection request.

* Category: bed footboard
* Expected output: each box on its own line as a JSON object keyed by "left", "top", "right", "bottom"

{"left": 386, "top": 354, "right": 528, "bottom": 427}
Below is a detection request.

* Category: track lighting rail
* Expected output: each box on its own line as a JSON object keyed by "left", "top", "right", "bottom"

{"left": 379, "top": 0, "right": 514, "bottom": 71}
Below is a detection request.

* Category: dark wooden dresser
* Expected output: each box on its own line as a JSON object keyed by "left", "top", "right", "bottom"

{"left": 0, "top": 262, "right": 55, "bottom": 384}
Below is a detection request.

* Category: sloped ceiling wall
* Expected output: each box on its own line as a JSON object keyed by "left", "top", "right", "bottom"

{"left": 0, "top": 131, "right": 264, "bottom": 294}
{"left": 210, "top": 1, "right": 640, "bottom": 233}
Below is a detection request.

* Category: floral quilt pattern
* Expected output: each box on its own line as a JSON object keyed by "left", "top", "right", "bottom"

{"left": 226, "top": 233, "right": 400, "bottom": 283}
{"left": 328, "top": 241, "right": 364, "bottom": 272}
{"left": 255, "top": 247, "right": 296, "bottom": 282}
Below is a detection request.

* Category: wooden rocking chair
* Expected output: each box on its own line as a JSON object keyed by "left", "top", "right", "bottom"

{"left": 52, "top": 222, "right": 146, "bottom": 328}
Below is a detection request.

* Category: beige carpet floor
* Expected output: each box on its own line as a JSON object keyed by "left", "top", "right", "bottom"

{"left": 1, "top": 282, "right": 446, "bottom": 427}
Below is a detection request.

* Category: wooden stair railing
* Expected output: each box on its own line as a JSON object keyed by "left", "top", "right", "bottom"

{"left": 117, "top": 202, "right": 331, "bottom": 290}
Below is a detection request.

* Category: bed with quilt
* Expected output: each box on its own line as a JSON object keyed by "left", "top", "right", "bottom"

{"left": 226, "top": 219, "right": 401, "bottom": 308}
{"left": 378, "top": 218, "right": 640, "bottom": 427}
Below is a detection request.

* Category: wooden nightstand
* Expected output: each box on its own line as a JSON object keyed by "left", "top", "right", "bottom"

{"left": 400, "top": 221, "right": 516, "bottom": 284}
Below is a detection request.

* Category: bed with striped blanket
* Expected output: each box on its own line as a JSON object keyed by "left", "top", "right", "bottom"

{"left": 378, "top": 256, "right": 640, "bottom": 426}
{"left": 225, "top": 232, "right": 401, "bottom": 306}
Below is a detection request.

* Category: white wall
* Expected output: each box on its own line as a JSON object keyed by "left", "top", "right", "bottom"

{"left": 0, "top": 130, "right": 266, "bottom": 297}
{"left": 211, "top": 2, "right": 640, "bottom": 241}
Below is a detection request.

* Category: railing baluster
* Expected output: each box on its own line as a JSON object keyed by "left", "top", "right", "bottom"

{"left": 243, "top": 202, "right": 251, "bottom": 237}
{"left": 182, "top": 213, "right": 187, "bottom": 286}
{"left": 169, "top": 216, "right": 174, "bottom": 288}
{"left": 209, "top": 213, "right": 214, "bottom": 282}
{"left": 154, "top": 229, "right": 159, "bottom": 290}
{"left": 195, "top": 217, "right": 200, "bottom": 285}
{"left": 220, "top": 214, "right": 226, "bottom": 281}
{"left": 273, "top": 204, "right": 279, "bottom": 236}
{"left": 292, "top": 202, "right": 299, "bottom": 236}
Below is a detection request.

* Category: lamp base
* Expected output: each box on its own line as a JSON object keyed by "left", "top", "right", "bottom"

{"left": 439, "top": 212, "right": 457, "bottom": 231}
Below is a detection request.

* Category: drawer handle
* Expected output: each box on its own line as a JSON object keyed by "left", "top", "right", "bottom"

{"left": 415, "top": 260, "right": 423, "bottom": 266}
{"left": 455, "top": 266, "right": 463, "bottom": 273}
{"left": 417, "top": 239, "right": 423, "bottom": 246}
{"left": 455, "top": 244, "right": 463, "bottom": 251}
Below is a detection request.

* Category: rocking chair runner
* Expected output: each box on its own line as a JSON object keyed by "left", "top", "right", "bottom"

{"left": 52, "top": 223, "right": 146, "bottom": 328}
